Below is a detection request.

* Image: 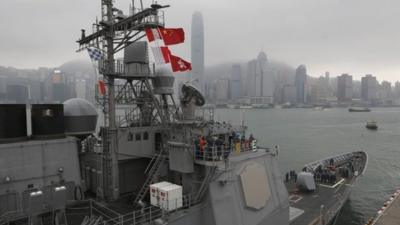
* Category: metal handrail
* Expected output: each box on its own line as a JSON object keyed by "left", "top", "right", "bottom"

{"left": 80, "top": 193, "right": 200, "bottom": 225}
{"left": 194, "top": 139, "right": 257, "bottom": 162}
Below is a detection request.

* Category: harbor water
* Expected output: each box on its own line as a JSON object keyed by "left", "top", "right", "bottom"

{"left": 215, "top": 107, "right": 400, "bottom": 225}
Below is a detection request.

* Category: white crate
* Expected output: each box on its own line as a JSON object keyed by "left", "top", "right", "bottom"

{"left": 149, "top": 181, "right": 173, "bottom": 207}
{"left": 159, "top": 184, "right": 183, "bottom": 211}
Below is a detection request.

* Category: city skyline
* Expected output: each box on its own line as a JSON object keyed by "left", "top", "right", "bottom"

{"left": 1, "top": 0, "right": 400, "bottom": 82}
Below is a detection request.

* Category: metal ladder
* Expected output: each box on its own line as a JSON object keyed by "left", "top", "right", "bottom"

{"left": 134, "top": 149, "right": 166, "bottom": 204}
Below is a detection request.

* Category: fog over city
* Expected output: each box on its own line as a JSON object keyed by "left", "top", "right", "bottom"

{"left": 1, "top": 0, "right": 400, "bottom": 81}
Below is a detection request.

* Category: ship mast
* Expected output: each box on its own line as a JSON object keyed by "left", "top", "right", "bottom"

{"left": 77, "top": 0, "right": 169, "bottom": 200}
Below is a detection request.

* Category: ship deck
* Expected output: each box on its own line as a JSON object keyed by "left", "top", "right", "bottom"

{"left": 286, "top": 177, "right": 352, "bottom": 225}
{"left": 286, "top": 151, "right": 367, "bottom": 225}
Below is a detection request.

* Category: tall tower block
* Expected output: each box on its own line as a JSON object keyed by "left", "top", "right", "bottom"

{"left": 191, "top": 11, "right": 205, "bottom": 92}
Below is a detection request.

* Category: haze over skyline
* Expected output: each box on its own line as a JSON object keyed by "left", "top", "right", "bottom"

{"left": 1, "top": 0, "right": 399, "bottom": 82}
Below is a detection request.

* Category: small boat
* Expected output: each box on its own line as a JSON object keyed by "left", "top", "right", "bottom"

{"left": 227, "top": 104, "right": 240, "bottom": 109}
{"left": 366, "top": 120, "right": 378, "bottom": 130}
{"left": 313, "top": 106, "right": 324, "bottom": 111}
{"left": 239, "top": 105, "right": 253, "bottom": 109}
{"left": 252, "top": 104, "right": 272, "bottom": 109}
{"left": 349, "top": 107, "right": 371, "bottom": 112}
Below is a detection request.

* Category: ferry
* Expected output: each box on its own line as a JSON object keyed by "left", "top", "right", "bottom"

{"left": 349, "top": 107, "right": 371, "bottom": 112}
{"left": 366, "top": 121, "right": 378, "bottom": 130}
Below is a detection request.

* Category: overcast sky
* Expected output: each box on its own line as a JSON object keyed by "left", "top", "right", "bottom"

{"left": 1, "top": 0, "right": 399, "bottom": 82}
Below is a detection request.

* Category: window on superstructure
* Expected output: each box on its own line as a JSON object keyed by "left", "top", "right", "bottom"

{"left": 136, "top": 133, "right": 141, "bottom": 141}
{"left": 143, "top": 132, "right": 149, "bottom": 140}
{"left": 128, "top": 132, "right": 133, "bottom": 141}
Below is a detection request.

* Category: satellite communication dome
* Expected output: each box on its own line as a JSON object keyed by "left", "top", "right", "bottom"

{"left": 181, "top": 84, "right": 205, "bottom": 107}
{"left": 63, "top": 98, "right": 98, "bottom": 137}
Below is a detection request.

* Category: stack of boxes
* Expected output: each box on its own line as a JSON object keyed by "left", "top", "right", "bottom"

{"left": 150, "top": 181, "right": 183, "bottom": 211}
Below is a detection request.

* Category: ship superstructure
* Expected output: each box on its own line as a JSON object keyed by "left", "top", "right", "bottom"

{"left": 0, "top": 1, "right": 368, "bottom": 225}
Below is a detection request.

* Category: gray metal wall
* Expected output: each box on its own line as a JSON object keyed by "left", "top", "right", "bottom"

{"left": 0, "top": 137, "right": 81, "bottom": 215}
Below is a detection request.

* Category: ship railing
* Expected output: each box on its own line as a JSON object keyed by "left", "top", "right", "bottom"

{"left": 98, "top": 59, "right": 156, "bottom": 77}
{"left": 140, "top": 11, "right": 165, "bottom": 27}
{"left": 98, "top": 59, "right": 126, "bottom": 76}
{"left": 194, "top": 140, "right": 257, "bottom": 162}
{"left": 94, "top": 194, "right": 198, "bottom": 225}
{"left": 0, "top": 210, "right": 25, "bottom": 225}
{"left": 102, "top": 206, "right": 163, "bottom": 225}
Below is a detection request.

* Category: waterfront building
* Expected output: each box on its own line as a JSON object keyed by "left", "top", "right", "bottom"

{"left": 230, "top": 64, "right": 242, "bottom": 100}
{"left": 295, "top": 65, "right": 307, "bottom": 104}
{"left": 379, "top": 81, "right": 392, "bottom": 101}
{"left": 215, "top": 78, "right": 229, "bottom": 102}
{"left": 337, "top": 74, "right": 353, "bottom": 103}
{"left": 245, "top": 52, "right": 274, "bottom": 104}
{"left": 282, "top": 84, "right": 297, "bottom": 105}
{"left": 246, "top": 59, "right": 257, "bottom": 97}
{"left": 257, "top": 52, "right": 274, "bottom": 101}
{"left": 75, "top": 79, "right": 87, "bottom": 99}
{"left": 361, "top": 74, "right": 377, "bottom": 102}
{"left": 394, "top": 81, "right": 400, "bottom": 99}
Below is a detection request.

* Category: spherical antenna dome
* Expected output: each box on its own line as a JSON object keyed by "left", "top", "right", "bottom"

{"left": 64, "top": 98, "right": 97, "bottom": 117}
{"left": 63, "top": 98, "right": 98, "bottom": 137}
{"left": 181, "top": 84, "right": 205, "bottom": 107}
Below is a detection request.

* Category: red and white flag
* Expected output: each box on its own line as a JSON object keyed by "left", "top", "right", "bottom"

{"left": 170, "top": 54, "right": 192, "bottom": 72}
{"left": 145, "top": 28, "right": 162, "bottom": 42}
{"left": 158, "top": 28, "right": 185, "bottom": 45}
{"left": 151, "top": 46, "right": 171, "bottom": 64}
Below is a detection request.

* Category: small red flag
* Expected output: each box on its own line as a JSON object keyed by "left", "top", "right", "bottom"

{"left": 98, "top": 80, "right": 106, "bottom": 95}
{"left": 170, "top": 54, "right": 192, "bottom": 72}
{"left": 159, "top": 28, "right": 185, "bottom": 45}
{"left": 145, "top": 28, "right": 162, "bottom": 42}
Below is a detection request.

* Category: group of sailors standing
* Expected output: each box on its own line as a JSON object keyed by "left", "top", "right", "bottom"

{"left": 195, "top": 131, "right": 256, "bottom": 161}
{"left": 314, "top": 166, "right": 338, "bottom": 184}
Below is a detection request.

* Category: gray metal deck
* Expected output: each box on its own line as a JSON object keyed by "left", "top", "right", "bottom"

{"left": 286, "top": 151, "right": 367, "bottom": 225}
{"left": 286, "top": 177, "right": 353, "bottom": 225}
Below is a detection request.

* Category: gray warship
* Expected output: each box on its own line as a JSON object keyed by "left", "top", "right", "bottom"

{"left": 0, "top": 1, "right": 367, "bottom": 225}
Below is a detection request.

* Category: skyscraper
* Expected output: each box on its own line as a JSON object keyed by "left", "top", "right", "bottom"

{"left": 379, "top": 81, "right": 392, "bottom": 101}
{"left": 361, "top": 74, "right": 377, "bottom": 101}
{"left": 295, "top": 65, "right": 307, "bottom": 104}
{"left": 246, "top": 59, "right": 257, "bottom": 97}
{"left": 191, "top": 11, "right": 204, "bottom": 92}
{"left": 215, "top": 78, "right": 229, "bottom": 102}
{"left": 256, "top": 52, "right": 274, "bottom": 100}
{"left": 337, "top": 74, "right": 353, "bottom": 102}
{"left": 230, "top": 64, "right": 242, "bottom": 100}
